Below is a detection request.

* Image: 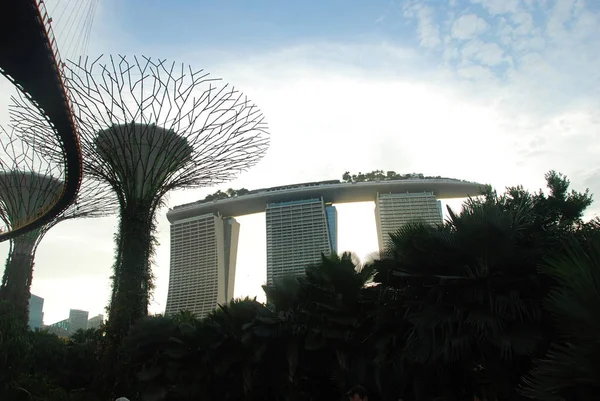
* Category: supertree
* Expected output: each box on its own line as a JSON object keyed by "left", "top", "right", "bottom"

{"left": 0, "top": 124, "right": 115, "bottom": 325}
{"left": 14, "top": 55, "right": 270, "bottom": 354}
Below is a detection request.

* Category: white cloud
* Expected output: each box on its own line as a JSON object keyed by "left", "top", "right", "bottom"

{"left": 416, "top": 6, "right": 443, "bottom": 48}
{"left": 3, "top": 0, "right": 600, "bottom": 323}
{"left": 403, "top": 4, "right": 442, "bottom": 48}
{"left": 456, "top": 63, "right": 496, "bottom": 81}
{"left": 10, "top": 37, "right": 597, "bottom": 321}
{"left": 461, "top": 40, "right": 507, "bottom": 65}
{"left": 451, "top": 14, "right": 489, "bottom": 40}
{"left": 470, "top": 0, "right": 521, "bottom": 15}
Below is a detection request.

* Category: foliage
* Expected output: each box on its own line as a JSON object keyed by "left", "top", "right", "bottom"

{"left": 372, "top": 204, "right": 549, "bottom": 400}
{"left": 203, "top": 187, "right": 250, "bottom": 202}
{"left": 100, "top": 210, "right": 159, "bottom": 396}
{"left": 0, "top": 300, "right": 31, "bottom": 395}
{"left": 341, "top": 169, "right": 463, "bottom": 183}
{"left": 0, "top": 302, "right": 104, "bottom": 400}
{"left": 118, "top": 315, "right": 180, "bottom": 400}
{"left": 521, "top": 237, "right": 600, "bottom": 401}
{"left": 2, "top": 170, "right": 600, "bottom": 401}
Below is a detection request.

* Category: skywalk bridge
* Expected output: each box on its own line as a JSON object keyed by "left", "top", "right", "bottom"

{"left": 0, "top": 0, "right": 83, "bottom": 241}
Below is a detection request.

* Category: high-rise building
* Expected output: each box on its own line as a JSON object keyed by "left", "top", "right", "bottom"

{"left": 68, "top": 309, "right": 89, "bottom": 334}
{"left": 28, "top": 294, "right": 44, "bottom": 330}
{"left": 165, "top": 213, "right": 240, "bottom": 318}
{"left": 87, "top": 314, "right": 104, "bottom": 330}
{"left": 47, "top": 318, "right": 69, "bottom": 337}
{"left": 167, "top": 178, "right": 481, "bottom": 311}
{"left": 375, "top": 191, "right": 443, "bottom": 251}
{"left": 266, "top": 198, "right": 337, "bottom": 284}
{"left": 325, "top": 202, "right": 338, "bottom": 254}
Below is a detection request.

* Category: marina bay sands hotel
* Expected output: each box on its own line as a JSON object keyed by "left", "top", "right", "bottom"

{"left": 165, "top": 178, "right": 482, "bottom": 316}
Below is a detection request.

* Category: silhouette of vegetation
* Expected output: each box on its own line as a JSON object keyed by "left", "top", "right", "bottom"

{"left": 521, "top": 236, "right": 600, "bottom": 401}
{"left": 203, "top": 188, "right": 251, "bottom": 202}
{"left": 1, "top": 171, "right": 599, "bottom": 401}
{"left": 341, "top": 169, "right": 469, "bottom": 183}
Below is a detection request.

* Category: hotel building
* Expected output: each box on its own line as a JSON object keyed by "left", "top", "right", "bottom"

{"left": 266, "top": 198, "right": 337, "bottom": 284}
{"left": 375, "top": 192, "right": 443, "bottom": 251}
{"left": 165, "top": 213, "right": 239, "bottom": 317}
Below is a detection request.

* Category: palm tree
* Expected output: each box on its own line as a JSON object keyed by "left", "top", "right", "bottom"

{"left": 521, "top": 237, "right": 600, "bottom": 401}
{"left": 171, "top": 310, "right": 197, "bottom": 325}
{"left": 150, "top": 298, "right": 267, "bottom": 401}
{"left": 372, "top": 202, "right": 547, "bottom": 400}
{"left": 0, "top": 300, "right": 31, "bottom": 397}
{"left": 201, "top": 298, "right": 264, "bottom": 401}
{"left": 369, "top": 171, "right": 596, "bottom": 400}
{"left": 255, "top": 252, "right": 376, "bottom": 400}
{"left": 117, "top": 315, "right": 180, "bottom": 400}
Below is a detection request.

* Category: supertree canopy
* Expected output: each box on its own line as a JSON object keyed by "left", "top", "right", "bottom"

{"left": 94, "top": 123, "right": 193, "bottom": 202}
{"left": 39, "top": 54, "right": 271, "bottom": 352}
{"left": 0, "top": 125, "right": 115, "bottom": 324}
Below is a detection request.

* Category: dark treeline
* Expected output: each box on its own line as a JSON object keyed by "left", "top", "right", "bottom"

{"left": 2, "top": 170, "right": 600, "bottom": 401}
{"left": 341, "top": 170, "right": 460, "bottom": 183}
{"left": 202, "top": 170, "right": 461, "bottom": 204}
{"left": 202, "top": 188, "right": 251, "bottom": 202}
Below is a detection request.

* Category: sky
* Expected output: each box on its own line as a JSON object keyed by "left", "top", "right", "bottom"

{"left": 1, "top": 0, "right": 599, "bottom": 324}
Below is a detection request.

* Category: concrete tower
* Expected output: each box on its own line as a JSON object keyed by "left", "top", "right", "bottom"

{"left": 166, "top": 213, "right": 239, "bottom": 317}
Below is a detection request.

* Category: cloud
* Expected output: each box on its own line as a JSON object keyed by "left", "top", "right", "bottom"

{"left": 2, "top": 0, "right": 600, "bottom": 323}
{"left": 461, "top": 40, "right": 507, "bottom": 66}
{"left": 451, "top": 14, "right": 489, "bottom": 40}
{"left": 404, "top": 4, "right": 442, "bottom": 48}
{"left": 470, "top": 0, "right": 521, "bottom": 15}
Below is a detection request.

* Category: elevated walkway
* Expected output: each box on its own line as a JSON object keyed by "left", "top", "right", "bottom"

{"left": 0, "top": 0, "right": 83, "bottom": 241}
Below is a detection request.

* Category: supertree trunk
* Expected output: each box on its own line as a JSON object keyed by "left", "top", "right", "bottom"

{"left": 0, "top": 235, "right": 37, "bottom": 324}
{"left": 36, "top": 55, "right": 270, "bottom": 397}
{"left": 105, "top": 205, "right": 156, "bottom": 345}
{"left": 99, "top": 203, "right": 158, "bottom": 396}
{"left": 0, "top": 125, "right": 115, "bottom": 328}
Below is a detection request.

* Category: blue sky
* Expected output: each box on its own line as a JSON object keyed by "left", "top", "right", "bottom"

{"left": 108, "top": 0, "right": 391, "bottom": 47}
{"left": 2, "top": 0, "right": 600, "bottom": 323}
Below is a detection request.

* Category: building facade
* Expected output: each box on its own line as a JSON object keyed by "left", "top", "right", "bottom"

{"left": 266, "top": 198, "right": 337, "bottom": 284}
{"left": 375, "top": 192, "right": 443, "bottom": 251}
{"left": 47, "top": 318, "right": 69, "bottom": 337}
{"left": 166, "top": 179, "right": 480, "bottom": 313}
{"left": 165, "top": 213, "right": 240, "bottom": 318}
{"left": 68, "top": 309, "right": 89, "bottom": 334}
{"left": 87, "top": 314, "right": 104, "bottom": 330}
{"left": 28, "top": 294, "right": 44, "bottom": 330}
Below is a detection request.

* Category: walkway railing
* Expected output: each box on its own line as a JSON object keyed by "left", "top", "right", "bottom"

{"left": 0, "top": 0, "right": 83, "bottom": 241}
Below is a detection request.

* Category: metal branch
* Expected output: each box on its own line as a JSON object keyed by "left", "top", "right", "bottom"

{"left": 53, "top": 55, "right": 270, "bottom": 208}
{"left": 7, "top": 55, "right": 270, "bottom": 349}
{"left": 0, "top": 123, "right": 117, "bottom": 242}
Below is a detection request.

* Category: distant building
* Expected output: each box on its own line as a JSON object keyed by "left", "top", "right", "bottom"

{"left": 68, "top": 309, "right": 89, "bottom": 334}
{"left": 375, "top": 192, "right": 443, "bottom": 251}
{"left": 28, "top": 294, "right": 44, "bottom": 330}
{"left": 325, "top": 202, "right": 338, "bottom": 254}
{"left": 266, "top": 198, "right": 337, "bottom": 284}
{"left": 87, "top": 314, "right": 104, "bottom": 330}
{"left": 165, "top": 213, "right": 240, "bottom": 318}
{"left": 47, "top": 318, "right": 69, "bottom": 337}
{"left": 166, "top": 178, "right": 480, "bottom": 311}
